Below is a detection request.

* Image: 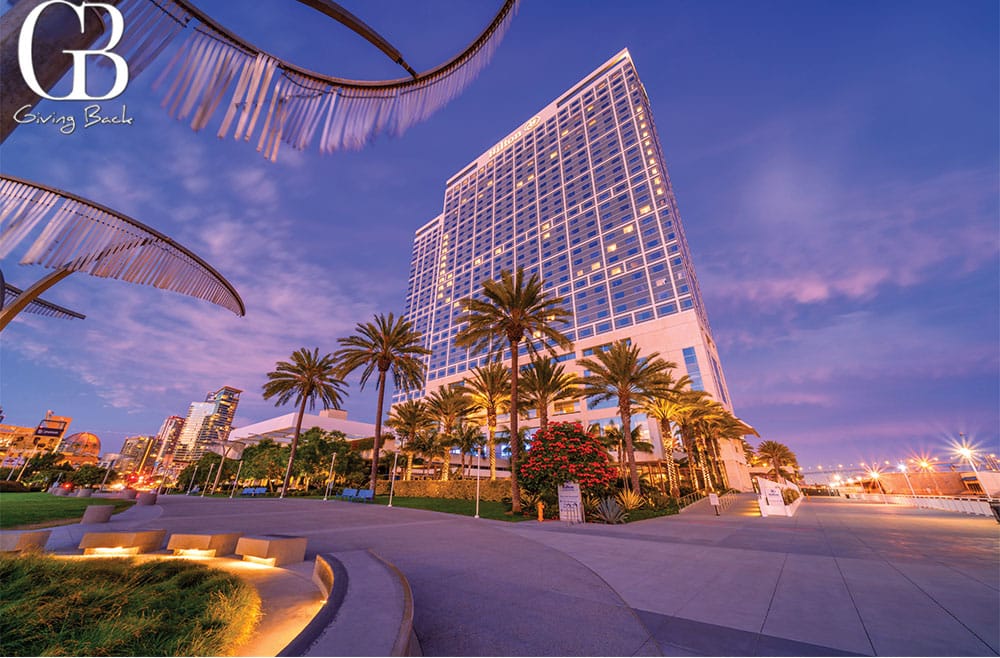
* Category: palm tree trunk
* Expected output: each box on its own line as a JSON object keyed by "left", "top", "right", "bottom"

{"left": 439, "top": 453, "right": 449, "bottom": 481}
{"left": 509, "top": 339, "right": 522, "bottom": 513}
{"left": 405, "top": 453, "right": 413, "bottom": 480}
{"left": 659, "top": 419, "right": 681, "bottom": 498}
{"left": 488, "top": 418, "right": 497, "bottom": 481}
{"left": 280, "top": 395, "right": 308, "bottom": 498}
{"left": 539, "top": 405, "right": 548, "bottom": 433}
{"left": 682, "top": 427, "right": 701, "bottom": 490}
{"left": 621, "top": 403, "right": 640, "bottom": 492}
{"left": 368, "top": 369, "right": 388, "bottom": 488}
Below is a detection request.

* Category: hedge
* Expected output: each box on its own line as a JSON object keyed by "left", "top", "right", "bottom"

{"left": 374, "top": 479, "right": 511, "bottom": 502}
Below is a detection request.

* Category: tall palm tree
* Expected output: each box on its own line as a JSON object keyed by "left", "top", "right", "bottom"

{"left": 406, "top": 429, "right": 450, "bottom": 480}
{"left": 335, "top": 313, "right": 430, "bottom": 488}
{"left": 641, "top": 372, "right": 693, "bottom": 498}
{"left": 578, "top": 340, "right": 676, "bottom": 492}
{"left": 465, "top": 362, "right": 510, "bottom": 480}
{"left": 425, "top": 385, "right": 472, "bottom": 481}
{"left": 756, "top": 440, "right": 797, "bottom": 483}
{"left": 666, "top": 389, "right": 715, "bottom": 491}
{"left": 452, "top": 420, "right": 484, "bottom": 478}
{"left": 454, "top": 266, "right": 573, "bottom": 513}
{"left": 600, "top": 423, "right": 654, "bottom": 483}
{"left": 519, "top": 355, "right": 579, "bottom": 432}
{"left": 387, "top": 400, "right": 435, "bottom": 481}
{"left": 262, "top": 348, "right": 347, "bottom": 498}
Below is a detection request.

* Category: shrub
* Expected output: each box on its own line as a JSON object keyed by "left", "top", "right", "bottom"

{"left": 782, "top": 488, "right": 801, "bottom": 505}
{"left": 519, "top": 422, "right": 617, "bottom": 499}
{"left": 645, "top": 491, "right": 674, "bottom": 510}
{"left": 616, "top": 488, "right": 645, "bottom": 512}
{"left": 0, "top": 481, "right": 28, "bottom": 493}
{"left": 373, "top": 479, "right": 511, "bottom": 502}
{"left": 592, "top": 497, "right": 626, "bottom": 524}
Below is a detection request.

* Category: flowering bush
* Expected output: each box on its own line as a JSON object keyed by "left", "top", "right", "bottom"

{"left": 519, "top": 422, "right": 618, "bottom": 498}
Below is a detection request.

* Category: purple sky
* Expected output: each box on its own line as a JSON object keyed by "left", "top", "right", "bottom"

{"left": 1, "top": 0, "right": 997, "bottom": 477}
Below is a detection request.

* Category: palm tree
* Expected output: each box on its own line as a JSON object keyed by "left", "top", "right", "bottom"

{"left": 756, "top": 440, "right": 797, "bottom": 483}
{"left": 578, "top": 340, "right": 676, "bottom": 492}
{"left": 454, "top": 267, "right": 573, "bottom": 513}
{"left": 465, "top": 362, "right": 510, "bottom": 480}
{"left": 387, "top": 400, "right": 435, "bottom": 481}
{"left": 600, "top": 423, "right": 654, "bottom": 484}
{"left": 425, "top": 385, "right": 472, "bottom": 480}
{"left": 335, "top": 313, "right": 430, "bottom": 488}
{"left": 641, "top": 372, "right": 693, "bottom": 498}
{"left": 519, "top": 355, "right": 579, "bottom": 432}
{"left": 406, "top": 429, "right": 450, "bottom": 480}
{"left": 262, "top": 348, "right": 347, "bottom": 498}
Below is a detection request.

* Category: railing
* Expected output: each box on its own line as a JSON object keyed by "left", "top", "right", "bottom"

{"left": 718, "top": 490, "right": 740, "bottom": 511}
{"left": 845, "top": 492, "right": 995, "bottom": 517}
{"left": 678, "top": 490, "right": 706, "bottom": 510}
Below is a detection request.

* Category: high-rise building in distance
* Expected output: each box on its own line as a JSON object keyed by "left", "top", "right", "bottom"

{"left": 173, "top": 386, "right": 241, "bottom": 463}
{"left": 152, "top": 415, "right": 185, "bottom": 464}
{"left": 396, "top": 49, "right": 750, "bottom": 489}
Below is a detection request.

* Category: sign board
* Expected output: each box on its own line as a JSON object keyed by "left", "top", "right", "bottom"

{"left": 708, "top": 493, "right": 720, "bottom": 506}
{"left": 557, "top": 481, "right": 584, "bottom": 523}
{"left": 34, "top": 427, "right": 63, "bottom": 437}
{"left": 764, "top": 485, "right": 784, "bottom": 507}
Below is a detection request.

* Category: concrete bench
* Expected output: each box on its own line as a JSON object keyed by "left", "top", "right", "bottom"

{"left": 51, "top": 487, "right": 70, "bottom": 496}
{"left": 80, "top": 504, "right": 115, "bottom": 524}
{"left": 119, "top": 488, "right": 138, "bottom": 500}
{"left": 0, "top": 529, "right": 52, "bottom": 553}
{"left": 74, "top": 488, "right": 93, "bottom": 498}
{"left": 167, "top": 532, "right": 242, "bottom": 558}
{"left": 79, "top": 529, "right": 167, "bottom": 555}
{"left": 136, "top": 492, "right": 158, "bottom": 506}
{"left": 235, "top": 534, "right": 307, "bottom": 567}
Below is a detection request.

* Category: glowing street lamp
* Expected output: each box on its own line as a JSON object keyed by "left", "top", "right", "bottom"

{"left": 956, "top": 440, "right": 992, "bottom": 501}
{"left": 869, "top": 469, "right": 888, "bottom": 503}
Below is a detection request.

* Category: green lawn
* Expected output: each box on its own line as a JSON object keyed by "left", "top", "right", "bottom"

{"left": 0, "top": 492, "right": 135, "bottom": 529}
{"left": 0, "top": 555, "right": 260, "bottom": 656}
{"left": 373, "top": 495, "right": 530, "bottom": 522}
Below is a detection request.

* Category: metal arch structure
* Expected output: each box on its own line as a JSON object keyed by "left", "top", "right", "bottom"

{"left": 0, "top": 174, "right": 245, "bottom": 332}
{"left": 1, "top": 274, "right": 86, "bottom": 321}
{"left": 1, "top": 0, "right": 519, "bottom": 161}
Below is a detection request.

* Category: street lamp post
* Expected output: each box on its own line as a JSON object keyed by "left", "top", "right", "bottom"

{"left": 323, "top": 452, "right": 338, "bottom": 501}
{"left": 201, "top": 463, "right": 215, "bottom": 497}
{"left": 898, "top": 463, "right": 917, "bottom": 498}
{"left": 99, "top": 459, "right": 116, "bottom": 492}
{"left": 957, "top": 443, "right": 992, "bottom": 502}
{"left": 474, "top": 444, "right": 482, "bottom": 519}
{"left": 186, "top": 465, "right": 199, "bottom": 495}
{"left": 869, "top": 470, "right": 887, "bottom": 503}
{"left": 388, "top": 446, "right": 400, "bottom": 508}
{"left": 230, "top": 460, "right": 243, "bottom": 498}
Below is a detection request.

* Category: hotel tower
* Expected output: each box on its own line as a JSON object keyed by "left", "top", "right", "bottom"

{"left": 396, "top": 50, "right": 750, "bottom": 490}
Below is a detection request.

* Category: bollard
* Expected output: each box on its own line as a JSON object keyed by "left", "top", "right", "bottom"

{"left": 537, "top": 501, "right": 545, "bottom": 522}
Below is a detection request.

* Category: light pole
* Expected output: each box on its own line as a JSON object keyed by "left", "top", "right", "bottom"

{"left": 388, "top": 443, "right": 400, "bottom": 508}
{"left": 898, "top": 463, "right": 917, "bottom": 498}
{"left": 201, "top": 463, "right": 215, "bottom": 497}
{"left": 324, "top": 453, "right": 338, "bottom": 501}
{"left": 957, "top": 443, "right": 992, "bottom": 501}
{"left": 475, "top": 443, "right": 482, "bottom": 519}
{"left": 230, "top": 460, "right": 244, "bottom": 498}
{"left": 186, "top": 465, "right": 199, "bottom": 494}
{"left": 869, "top": 470, "right": 887, "bottom": 503}
{"left": 99, "top": 459, "right": 116, "bottom": 492}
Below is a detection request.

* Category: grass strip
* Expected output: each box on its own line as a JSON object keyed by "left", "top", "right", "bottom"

{"left": 0, "top": 492, "right": 135, "bottom": 529}
{"left": 0, "top": 555, "right": 260, "bottom": 656}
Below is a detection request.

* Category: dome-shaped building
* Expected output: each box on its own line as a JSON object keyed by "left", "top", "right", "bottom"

{"left": 57, "top": 432, "right": 101, "bottom": 467}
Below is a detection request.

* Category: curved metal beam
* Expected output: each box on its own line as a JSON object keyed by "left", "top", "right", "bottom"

{"left": 0, "top": 268, "right": 73, "bottom": 331}
{"left": 2, "top": 278, "right": 86, "bottom": 322}
{"left": 0, "top": 175, "right": 246, "bottom": 317}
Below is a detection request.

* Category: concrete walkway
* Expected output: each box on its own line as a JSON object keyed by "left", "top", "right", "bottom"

{"left": 53, "top": 494, "right": 998, "bottom": 656}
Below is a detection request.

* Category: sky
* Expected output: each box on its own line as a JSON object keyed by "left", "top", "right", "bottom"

{"left": 1, "top": 0, "right": 997, "bottom": 477}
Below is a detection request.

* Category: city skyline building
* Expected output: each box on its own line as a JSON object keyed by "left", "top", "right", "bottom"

{"left": 152, "top": 415, "right": 185, "bottom": 464}
{"left": 118, "top": 435, "right": 157, "bottom": 474}
{"left": 395, "top": 49, "right": 750, "bottom": 490}
{"left": 173, "top": 386, "right": 241, "bottom": 463}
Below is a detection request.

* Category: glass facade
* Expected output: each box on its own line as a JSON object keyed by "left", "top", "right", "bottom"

{"left": 395, "top": 49, "right": 732, "bottom": 456}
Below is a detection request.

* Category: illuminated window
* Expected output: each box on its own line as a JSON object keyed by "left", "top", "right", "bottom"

{"left": 606, "top": 244, "right": 617, "bottom": 252}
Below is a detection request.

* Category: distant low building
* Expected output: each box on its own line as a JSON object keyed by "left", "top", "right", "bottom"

{"left": 0, "top": 410, "right": 73, "bottom": 466}
{"left": 230, "top": 409, "right": 375, "bottom": 445}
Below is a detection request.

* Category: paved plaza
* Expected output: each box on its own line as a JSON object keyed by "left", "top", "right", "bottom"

{"left": 50, "top": 494, "right": 999, "bottom": 656}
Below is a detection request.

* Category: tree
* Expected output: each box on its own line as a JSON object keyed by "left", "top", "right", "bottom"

{"left": 335, "top": 313, "right": 430, "bottom": 488}
{"left": 405, "top": 430, "right": 450, "bottom": 480}
{"left": 294, "top": 428, "right": 348, "bottom": 492}
{"left": 387, "top": 400, "right": 435, "bottom": 480}
{"left": 425, "top": 385, "right": 471, "bottom": 481}
{"left": 519, "top": 422, "right": 617, "bottom": 500}
{"left": 454, "top": 267, "right": 573, "bottom": 513}
{"left": 640, "top": 372, "right": 693, "bottom": 498}
{"left": 578, "top": 340, "right": 676, "bottom": 492}
{"left": 465, "top": 361, "right": 510, "bottom": 480}
{"left": 519, "top": 355, "right": 579, "bottom": 432}
{"left": 756, "top": 440, "right": 798, "bottom": 483}
{"left": 262, "top": 348, "right": 347, "bottom": 497}
{"left": 241, "top": 439, "right": 288, "bottom": 491}
{"left": 599, "top": 423, "right": 653, "bottom": 485}
{"left": 67, "top": 464, "right": 117, "bottom": 487}
{"left": 452, "top": 420, "right": 484, "bottom": 478}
